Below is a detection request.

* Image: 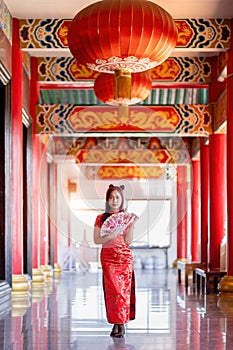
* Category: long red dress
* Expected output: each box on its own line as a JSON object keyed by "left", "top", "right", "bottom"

{"left": 95, "top": 213, "right": 136, "bottom": 324}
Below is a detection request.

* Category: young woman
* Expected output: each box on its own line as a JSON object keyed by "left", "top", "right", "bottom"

{"left": 94, "top": 184, "right": 137, "bottom": 338}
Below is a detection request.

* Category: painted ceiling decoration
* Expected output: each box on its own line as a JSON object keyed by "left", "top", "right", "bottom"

{"left": 21, "top": 15, "right": 227, "bottom": 116}
{"left": 1, "top": 0, "right": 229, "bottom": 181}
{"left": 36, "top": 105, "right": 212, "bottom": 135}
{"left": 1, "top": 3, "right": 229, "bottom": 136}
{"left": 74, "top": 148, "right": 190, "bottom": 164}
{"left": 37, "top": 57, "right": 211, "bottom": 83}
{"left": 0, "top": 0, "right": 11, "bottom": 42}
{"left": 51, "top": 136, "right": 191, "bottom": 155}
{"left": 51, "top": 136, "right": 183, "bottom": 179}
{"left": 98, "top": 165, "right": 166, "bottom": 179}
{"left": 75, "top": 148, "right": 171, "bottom": 164}
{"left": 37, "top": 55, "right": 209, "bottom": 106}
{"left": 63, "top": 136, "right": 181, "bottom": 180}
{"left": 39, "top": 87, "right": 208, "bottom": 106}
{"left": 19, "top": 18, "right": 231, "bottom": 51}
{"left": 67, "top": 137, "right": 190, "bottom": 165}
{"left": 83, "top": 164, "right": 177, "bottom": 180}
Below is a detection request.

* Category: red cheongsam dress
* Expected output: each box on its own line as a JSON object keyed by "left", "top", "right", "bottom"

{"left": 95, "top": 213, "right": 136, "bottom": 324}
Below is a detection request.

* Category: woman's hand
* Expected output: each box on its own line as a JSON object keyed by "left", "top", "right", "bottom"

{"left": 124, "top": 222, "right": 135, "bottom": 245}
{"left": 93, "top": 227, "right": 117, "bottom": 245}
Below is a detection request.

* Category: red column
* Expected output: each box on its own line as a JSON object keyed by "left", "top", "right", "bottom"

{"left": 177, "top": 165, "right": 188, "bottom": 259}
{"left": 30, "top": 56, "right": 40, "bottom": 268}
{"left": 227, "top": 22, "right": 233, "bottom": 276}
{"left": 40, "top": 142, "right": 48, "bottom": 265}
{"left": 32, "top": 136, "right": 40, "bottom": 268}
{"left": 191, "top": 159, "right": 200, "bottom": 262}
{"left": 12, "top": 18, "right": 23, "bottom": 274}
{"left": 209, "top": 134, "right": 226, "bottom": 268}
{"left": 200, "top": 138, "right": 209, "bottom": 265}
{"left": 54, "top": 164, "right": 58, "bottom": 264}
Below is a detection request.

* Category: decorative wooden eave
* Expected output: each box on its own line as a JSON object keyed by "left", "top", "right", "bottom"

{"left": 82, "top": 164, "right": 177, "bottom": 180}
{"left": 36, "top": 56, "right": 212, "bottom": 84}
{"left": 19, "top": 18, "right": 231, "bottom": 51}
{"left": 35, "top": 104, "right": 212, "bottom": 136}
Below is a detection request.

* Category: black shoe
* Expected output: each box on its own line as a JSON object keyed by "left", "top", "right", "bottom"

{"left": 110, "top": 324, "right": 119, "bottom": 337}
{"left": 113, "top": 324, "right": 125, "bottom": 338}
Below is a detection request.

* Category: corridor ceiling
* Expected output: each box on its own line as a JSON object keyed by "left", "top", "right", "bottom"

{"left": 4, "top": 0, "right": 230, "bottom": 105}
{"left": 5, "top": 0, "right": 230, "bottom": 108}
{"left": 5, "top": 0, "right": 233, "bottom": 57}
{"left": 5, "top": 0, "right": 233, "bottom": 22}
{"left": 3, "top": 0, "right": 230, "bottom": 174}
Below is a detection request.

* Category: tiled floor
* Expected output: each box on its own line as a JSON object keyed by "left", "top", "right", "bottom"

{"left": 1, "top": 268, "right": 233, "bottom": 349}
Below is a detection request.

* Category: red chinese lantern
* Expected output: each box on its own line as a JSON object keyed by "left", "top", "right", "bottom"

{"left": 94, "top": 70, "right": 152, "bottom": 105}
{"left": 68, "top": 0, "right": 178, "bottom": 73}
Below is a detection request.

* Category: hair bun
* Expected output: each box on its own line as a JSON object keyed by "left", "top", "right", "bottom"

{"left": 108, "top": 184, "right": 125, "bottom": 191}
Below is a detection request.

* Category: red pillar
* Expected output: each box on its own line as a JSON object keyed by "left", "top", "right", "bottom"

{"left": 54, "top": 164, "right": 58, "bottom": 264}
{"left": 200, "top": 138, "right": 209, "bottom": 265}
{"left": 12, "top": 18, "right": 23, "bottom": 274}
{"left": 191, "top": 159, "right": 200, "bottom": 262}
{"left": 30, "top": 56, "right": 40, "bottom": 268}
{"left": 209, "top": 134, "right": 226, "bottom": 268}
{"left": 177, "top": 165, "right": 188, "bottom": 259}
{"left": 227, "top": 22, "right": 233, "bottom": 276}
{"left": 40, "top": 142, "right": 48, "bottom": 265}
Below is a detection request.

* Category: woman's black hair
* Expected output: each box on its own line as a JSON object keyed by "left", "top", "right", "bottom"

{"left": 101, "top": 184, "right": 125, "bottom": 224}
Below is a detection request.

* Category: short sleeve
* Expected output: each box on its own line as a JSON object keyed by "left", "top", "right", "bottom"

{"left": 94, "top": 214, "right": 103, "bottom": 228}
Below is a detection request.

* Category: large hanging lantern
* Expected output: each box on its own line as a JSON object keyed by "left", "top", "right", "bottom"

{"left": 94, "top": 70, "right": 152, "bottom": 105}
{"left": 68, "top": 0, "right": 178, "bottom": 74}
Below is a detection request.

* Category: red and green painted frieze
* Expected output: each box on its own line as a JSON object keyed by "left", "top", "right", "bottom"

{"left": 36, "top": 104, "right": 212, "bottom": 135}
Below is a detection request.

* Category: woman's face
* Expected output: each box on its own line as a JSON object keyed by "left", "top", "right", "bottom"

{"left": 108, "top": 189, "right": 123, "bottom": 212}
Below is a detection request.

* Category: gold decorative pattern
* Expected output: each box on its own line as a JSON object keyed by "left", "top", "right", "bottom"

{"left": 36, "top": 105, "right": 212, "bottom": 135}
{"left": 98, "top": 166, "right": 164, "bottom": 179}
{"left": 19, "top": 19, "right": 231, "bottom": 50}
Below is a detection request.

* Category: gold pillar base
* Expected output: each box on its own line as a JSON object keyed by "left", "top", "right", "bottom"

{"left": 11, "top": 275, "right": 31, "bottom": 317}
{"left": 217, "top": 278, "right": 233, "bottom": 313}
{"left": 53, "top": 263, "right": 62, "bottom": 274}
{"left": 12, "top": 274, "right": 30, "bottom": 296}
{"left": 40, "top": 265, "right": 53, "bottom": 280}
{"left": 31, "top": 284, "right": 46, "bottom": 303}
{"left": 32, "top": 268, "right": 45, "bottom": 285}
{"left": 218, "top": 275, "right": 233, "bottom": 294}
{"left": 12, "top": 295, "right": 31, "bottom": 317}
{"left": 173, "top": 258, "right": 187, "bottom": 269}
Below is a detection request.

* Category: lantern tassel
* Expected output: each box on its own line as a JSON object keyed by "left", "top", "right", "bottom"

{"left": 114, "top": 69, "right": 132, "bottom": 102}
